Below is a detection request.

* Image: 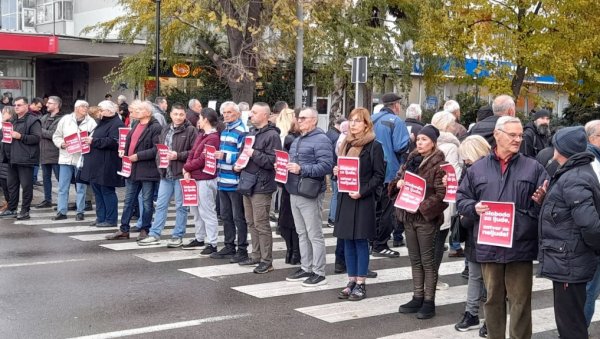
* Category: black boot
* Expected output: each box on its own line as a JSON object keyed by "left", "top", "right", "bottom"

{"left": 290, "top": 251, "right": 301, "bottom": 265}
{"left": 416, "top": 300, "right": 435, "bottom": 319}
{"left": 285, "top": 249, "right": 292, "bottom": 264}
{"left": 398, "top": 296, "right": 423, "bottom": 314}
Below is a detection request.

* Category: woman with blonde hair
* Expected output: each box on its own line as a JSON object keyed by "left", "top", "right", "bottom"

{"left": 275, "top": 108, "right": 296, "bottom": 143}
{"left": 333, "top": 107, "right": 385, "bottom": 300}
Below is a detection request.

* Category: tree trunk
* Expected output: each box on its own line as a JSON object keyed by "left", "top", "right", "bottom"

{"left": 329, "top": 74, "right": 346, "bottom": 127}
{"left": 228, "top": 79, "right": 256, "bottom": 104}
{"left": 511, "top": 64, "right": 527, "bottom": 99}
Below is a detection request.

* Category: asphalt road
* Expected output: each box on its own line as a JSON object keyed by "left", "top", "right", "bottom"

{"left": 1, "top": 184, "right": 599, "bottom": 338}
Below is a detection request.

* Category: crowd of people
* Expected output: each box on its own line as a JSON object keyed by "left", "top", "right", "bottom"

{"left": 2, "top": 92, "right": 600, "bottom": 338}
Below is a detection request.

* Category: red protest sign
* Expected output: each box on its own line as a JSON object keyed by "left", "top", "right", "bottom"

{"left": 117, "top": 156, "right": 132, "bottom": 177}
{"left": 234, "top": 135, "right": 255, "bottom": 168}
{"left": 203, "top": 145, "right": 217, "bottom": 175}
{"left": 2, "top": 122, "right": 12, "bottom": 143}
{"left": 440, "top": 163, "right": 457, "bottom": 203}
{"left": 180, "top": 179, "right": 198, "bottom": 206}
{"left": 64, "top": 133, "right": 82, "bottom": 154}
{"left": 477, "top": 201, "right": 515, "bottom": 248}
{"left": 394, "top": 171, "right": 426, "bottom": 213}
{"left": 80, "top": 131, "right": 90, "bottom": 154}
{"left": 156, "top": 144, "right": 170, "bottom": 169}
{"left": 275, "top": 150, "right": 289, "bottom": 184}
{"left": 337, "top": 157, "right": 360, "bottom": 193}
{"left": 118, "top": 127, "right": 130, "bottom": 152}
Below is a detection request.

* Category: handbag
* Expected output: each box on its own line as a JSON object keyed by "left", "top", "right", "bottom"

{"left": 449, "top": 214, "right": 467, "bottom": 244}
{"left": 297, "top": 177, "right": 321, "bottom": 199}
{"left": 237, "top": 170, "right": 257, "bottom": 196}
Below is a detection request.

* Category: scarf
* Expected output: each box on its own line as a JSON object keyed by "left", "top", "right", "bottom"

{"left": 340, "top": 131, "right": 376, "bottom": 158}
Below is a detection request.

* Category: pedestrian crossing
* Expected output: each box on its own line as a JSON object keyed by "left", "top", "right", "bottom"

{"left": 26, "top": 205, "right": 600, "bottom": 338}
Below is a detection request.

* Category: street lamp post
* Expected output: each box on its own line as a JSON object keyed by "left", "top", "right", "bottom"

{"left": 294, "top": 1, "right": 304, "bottom": 109}
{"left": 155, "top": 0, "right": 161, "bottom": 98}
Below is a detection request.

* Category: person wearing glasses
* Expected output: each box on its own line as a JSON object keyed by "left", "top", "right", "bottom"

{"left": 469, "top": 94, "right": 516, "bottom": 148}
{"left": 457, "top": 111, "right": 550, "bottom": 339}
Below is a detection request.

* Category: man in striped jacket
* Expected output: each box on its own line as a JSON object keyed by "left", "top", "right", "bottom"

{"left": 212, "top": 101, "right": 249, "bottom": 262}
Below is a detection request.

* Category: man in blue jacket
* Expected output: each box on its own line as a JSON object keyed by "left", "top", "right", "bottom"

{"left": 457, "top": 114, "right": 549, "bottom": 339}
{"left": 371, "top": 92, "right": 409, "bottom": 257}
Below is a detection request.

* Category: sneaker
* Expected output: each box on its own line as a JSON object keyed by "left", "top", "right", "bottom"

{"left": 35, "top": 200, "right": 53, "bottom": 208}
{"left": 253, "top": 262, "right": 274, "bottom": 274}
{"left": 138, "top": 236, "right": 161, "bottom": 246}
{"left": 200, "top": 244, "right": 217, "bottom": 257}
{"left": 479, "top": 322, "right": 488, "bottom": 338}
{"left": 52, "top": 213, "right": 67, "bottom": 221}
{"left": 84, "top": 200, "right": 93, "bottom": 211}
{"left": 399, "top": 297, "right": 423, "bottom": 314}
{"left": 166, "top": 238, "right": 183, "bottom": 248}
{"left": 16, "top": 212, "right": 30, "bottom": 220}
{"left": 461, "top": 266, "right": 469, "bottom": 279}
{"left": 436, "top": 281, "right": 450, "bottom": 290}
{"left": 229, "top": 248, "right": 249, "bottom": 263}
{"left": 0, "top": 210, "right": 16, "bottom": 218}
{"left": 286, "top": 268, "right": 312, "bottom": 282}
{"left": 182, "top": 239, "right": 205, "bottom": 250}
{"left": 76, "top": 213, "right": 84, "bottom": 221}
{"left": 209, "top": 246, "right": 236, "bottom": 259}
{"left": 334, "top": 262, "right": 346, "bottom": 274}
{"left": 416, "top": 300, "right": 436, "bottom": 319}
{"left": 348, "top": 283, "right": 366, "bottom": 301}
{"left": 371, "top": 248, "right": 400, "bottom": 258}
{"left": 455, "top": 311, "right": 480, "bottom": 332}
{"left": 327, "top": 219, "right": 335, "bottom": 228}
{"left": 302, "top": 273, "right": 327, "bottom": 287}
{"left": 238, "top": 258, "right": 260, "bottom": 266}
{"left": 338, "top": 281, "right": 357, "bottom": 299}
{"left": 449, "top": 248, "right": 465, "bottom": 257}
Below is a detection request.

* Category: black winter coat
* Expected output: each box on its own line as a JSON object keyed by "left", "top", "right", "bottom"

{"left": 79, "top": 114, "right": 125, "bottom": 187}
{"left": 469, "top": 115, "right": 500, "bottom": 148}
{"left": 334, "top": 140, "right": 385, "bottom": 240}
{"left": 241, "top": 122, "right": 282, "bottom": 195}
{"left": 457, "top": 152, "right": 549, "bottom": 263}
{"left": 39, "top": 111, "right": 65, "bottom": 164}
{"left": 538, "top": 152, "right": 600, "bottom": 283}
{"left": 124, "top": 118, "right": 162, "bottom": 182}
{"left": 3, "top": 112, "right": 41, "bottom": 166}
{"left": 278, "top": 133, "right": 299, "bottom": 230}
{"left": 520, "top": 122, "right": 550, "bottom": 158}
{"left": 156, "top": 121, "right": 197, "bottom": 179}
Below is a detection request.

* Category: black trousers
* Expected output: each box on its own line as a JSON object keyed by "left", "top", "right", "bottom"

{"left": 373, "top": 183, "right": 394, "bottom": 250}
{"left": 7, "top": 164, "right": 34, "bottom": 213}
{"left": 0, "top": 178, "right": 8, "bottom": 202}
{"left": 553, "top": 281, "right": 587, "bottom": 339}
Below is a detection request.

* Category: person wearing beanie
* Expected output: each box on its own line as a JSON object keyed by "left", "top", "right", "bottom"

{"left": 520, "top": 109, "right": 552, "bottom": 158}
{"left": 389, "top": 123, "right": 448, "bottom": 319}
{"left": 538, "top": 125, "right": 600, "bottom": 339}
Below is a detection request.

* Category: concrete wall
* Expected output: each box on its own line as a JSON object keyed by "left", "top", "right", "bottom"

{"left": 87, "top": 60, "right": 135, "bottom": 105}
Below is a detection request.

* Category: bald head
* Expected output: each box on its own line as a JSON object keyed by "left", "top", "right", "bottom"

{"left": 492, "top": 95, "right": 516, "bottom": 117}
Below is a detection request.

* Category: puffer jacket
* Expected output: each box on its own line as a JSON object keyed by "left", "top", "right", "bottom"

{"left": 52, "top": 112, "right": 97, "bottom": 166}
{"left": 285, "top": 127, "right": 334, "bottom": 195}
{"left": 391, "top": 149, "right": 448, "bottom": 227}
{"left": 457, "top": 151, "right": 549, "bottom": 263}
{"left": 241, "top": 122, "right": 282, "bottom": 195}
{"left": 538, "top": 152, "right": 600, "bottom": 283}
{"left": 40, "top": 111, "right": 65, "bottom": 164}
{"left": 155, "top": 120, "right": 197, "bottom": 179}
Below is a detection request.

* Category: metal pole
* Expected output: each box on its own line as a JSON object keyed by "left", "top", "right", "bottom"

{"left": 294, "top": 1, "right": 304, "bottom": 109}
{"left": 355, "top": 81, "right": 359, "bottom": 109}
{"left": 155, "top": 0, "right": 161, "bottom": 98}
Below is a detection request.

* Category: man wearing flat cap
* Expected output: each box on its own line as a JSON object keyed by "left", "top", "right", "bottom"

{"left": 520, "top": 109, "right": 552, "bottom": 158}
{"left": 370, "top": 92, "right": 410, "bottom": 257}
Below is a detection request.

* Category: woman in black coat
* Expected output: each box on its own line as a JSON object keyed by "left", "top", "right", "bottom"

{"left": 278, "top": 124, "right": 301, "bottom": 265}
{"left": 333, "top": 107, "right": 385, "bottom": 301}
{"left": 79, "top": 100, "right": 125, "bottom": 227}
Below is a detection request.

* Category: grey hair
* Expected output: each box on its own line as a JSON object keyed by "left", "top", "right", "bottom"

{"left": 585, "top": 120, "right": 600, "bottom": 138}
{"left": 492, "top": 95, "right": 515, "bottom": 116}
{"left": 117, "top": 95, "right": 126, "bottom": 103}
{"left": 220, "top": 101, "right": 240, "bottom": 114}
{"left": 406, "top": 104, "right": 422, "bottom": 119}
{"left": 48, "top": 96, "right": 62, "bottom": 108}
{"left": 139, "top": 100, "right": 154, "bottom": 113}
{"left": 188, "top": 98, "right": 200, "bottom": 109}
{"left": 98, "top": 100, "right": 117, "bottom": 114}
{"left": 443, "top": 100, "right": 460, "bottom": 114}
{"left": 431, "top": 110, "right": 456, "bottom": 132}
{"left": 494, "top": 116, "right": 521, "bottom": 130}
{"left": 300, "top": 107, "right": 318, "bottom": 118}
{"left": 238, "top": 102, "right": 250, "bottom": 111}
{"left": 74, "top": 100, "right": 89, "bottom": 108}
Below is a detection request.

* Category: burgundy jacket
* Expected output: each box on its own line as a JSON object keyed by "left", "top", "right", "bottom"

{"left": 183, "top": 131, "right": 221, "bottom": 180}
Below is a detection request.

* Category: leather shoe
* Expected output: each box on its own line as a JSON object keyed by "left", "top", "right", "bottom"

{"left": 136, "top": 229, "right": 149, "bottom": 241}
{"left": 105, "top": 231, "right": 130, "bottom": 240}
{"left": 52, "top": 213, "right": 67, "bottom": 221}
{"left": 76, "top": 213, "right": 84, "bottom": 221}
{"left": 16, "top": 212, "right": 30, "bottom": 220}
{"left": 35, "top": 200, "right": 53, "bottom": 208}
{"left": 84, "top": 201, "right": 93, "bottom": 211}
{"left": 367, "top": 270, "right": 378, "bottom": 278}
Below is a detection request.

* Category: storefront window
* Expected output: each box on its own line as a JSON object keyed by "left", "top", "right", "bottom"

{"left": 0, "top": 59, "right": 34, "bottom": 100}
{"left": 0, "top": 59, "right": 34, "bottom": 78}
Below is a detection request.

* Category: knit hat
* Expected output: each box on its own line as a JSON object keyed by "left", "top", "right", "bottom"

{"left": 477, "top": 105, "right": 493, "bottom": 121}
{"left": 553, "top": 126, "right": 587, "bottom": 158}
{"left": 418, "top": 125, "right": 440, "bottom": 143}
{"left": 381, "top": 93, "right": 402, "bottom": 104}
{"left": 532, "top": 109, "right": 551, "bottom": 121}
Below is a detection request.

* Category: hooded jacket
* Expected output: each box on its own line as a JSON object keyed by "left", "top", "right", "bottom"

{"left": 240, "top": 122, "right": 282, "bottom": 195}
{"left": 538, "top": 152, "right": 600, "bottom": 283}
{"left": 520, "top": 121, "right": 551, "bottom": 158}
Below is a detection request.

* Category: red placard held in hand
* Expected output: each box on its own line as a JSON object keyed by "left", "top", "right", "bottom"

{"left": 117, "top": 156, "right": 132, "bottom": 177}
{"left": 180, "top": 179, "right": 198, "bottom": 206}
{"left": 118, "top": 127, "right": 130, "bottom": 152}
{"left": 80, "top": 131, "right": 90, "bottom": 154}
{"left": 64, "top": 133, "right": 82, "bottom": 154}
{"left": 440, "top": 163, "right": 457, "bottom": 203}
{"left": 394, "top": 171, "right": 426, "bottom": 213}
{"left": 156, "top": 144, "right": 170, "bottom": 169}
{"left": 337, "top": 157, "right": 360, "bottom": 193}
{"left": 2, "top": 122, "right": 12, "bottom": 143}
{"left": 274, "top": 150, "right": 289, "bottom": 184}
{"left": 203, "top": 145, "right": 217, "bottom": 175}
{"left": 234, "top": 136, "right": 255, "bottom": 168}
{"left": 477, "top": 201, "right": 515, "bottom": 248}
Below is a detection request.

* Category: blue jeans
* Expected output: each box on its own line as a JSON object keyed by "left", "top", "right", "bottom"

{"left": 585, "top": 262, "right": 600, "bottom": 326}
{"left": 57, "top": 165, "right": 87, "bottom": 215}
{"left": 450, "top": 240, "right": 463, "bottom": 251}
{"left": 149, "top": 178, "right": 187, "bottom": 238}
{"left": 33, "top": 164, "right": 39, "bottom": 182}
{"left": 91, "top": 183, "right": 118, "bottom": 224}
{"left": 120, "top": 179, "right": 156, "bottom": 233}
{"left": 344, "top": 239, "right": 370, "bottom": 277}
{"left": 328, "top": 178, "right": 338, "bottom": 222}
{"left": 41, "top": 164, "right": 59, "bottom": 202}
{"left": 136, "top": 182, "right": 159, "bottom": 228}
